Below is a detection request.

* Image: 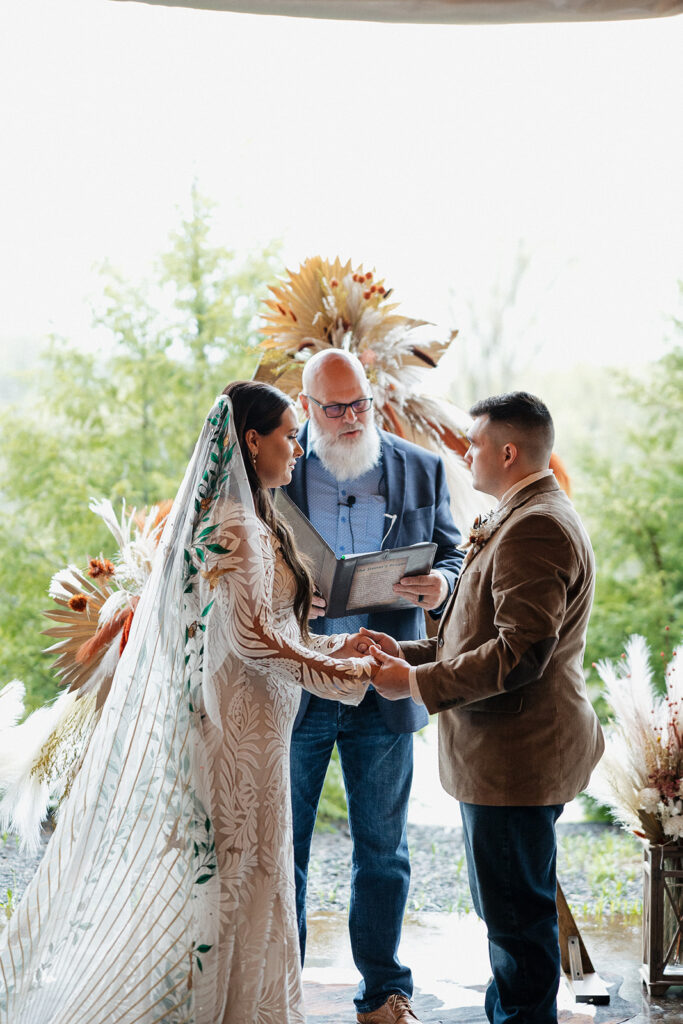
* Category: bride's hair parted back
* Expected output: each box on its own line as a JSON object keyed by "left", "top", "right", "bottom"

{"left": 222, "top": 380, "right": 313, "bottom": 638}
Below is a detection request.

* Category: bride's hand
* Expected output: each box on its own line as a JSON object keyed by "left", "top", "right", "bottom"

{"left": 357, "top": 627, "right": 400, "bottom": 658}
{"left": 337, "top": 629, "right": 400, "bottom": 660}
{"left": 366, "top": 655, "right": 382, "bottom": 680}
{"left": 335, "top": 633, "right": 370, "bottom": 659}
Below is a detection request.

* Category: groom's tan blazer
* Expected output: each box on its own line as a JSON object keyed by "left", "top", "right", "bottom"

{"left": 401, "top": 475, "right": 604, "bottom": 806}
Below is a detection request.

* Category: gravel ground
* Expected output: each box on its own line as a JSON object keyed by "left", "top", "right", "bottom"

{"left": 0, "top": 827, "right": 52, "bottom": 917}
{"left": 305, "top": 820, "right": 643, "bottom": 917}
{"left": 2, "top": 819, "right": 643, "bottom": 921}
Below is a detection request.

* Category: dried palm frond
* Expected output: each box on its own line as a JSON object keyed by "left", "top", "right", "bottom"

{"left": 42, "top": 566, "right": 119, "bottom": 696}
{"left": 0, "top": 499, "right": 171, "bottom": 850}
{"left": 90, "top": 498, "right": 166, "bottom": 593}
{"left": 256, "top": 257, "right": 487, "bottom": 531}
{"left": 42, "top": 501, "right": 169, "bottom": 701}
{"left": 255, "top": 256, "right": 572, "bottom": 533}
{"left": 258, "top": 256, "right": 451, "bottom": 378}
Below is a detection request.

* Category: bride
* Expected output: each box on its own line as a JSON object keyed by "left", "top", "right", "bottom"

{"left": 0, "top": 380, "right": 376, "bottom": 1024}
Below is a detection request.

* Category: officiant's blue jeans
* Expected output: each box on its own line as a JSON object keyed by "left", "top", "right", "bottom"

{"left": 290, "top": 691, "right": 414, "bottom": 1012}
{"left": 460, "top": 802, "right": 564, "bottom": 1024}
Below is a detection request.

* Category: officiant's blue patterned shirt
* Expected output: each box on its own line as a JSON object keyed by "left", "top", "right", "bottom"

{"left": 305, "top": 436, "right": 386, "bottom": 637}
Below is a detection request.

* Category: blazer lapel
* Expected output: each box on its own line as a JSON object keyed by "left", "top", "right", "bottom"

{"left": 437, "top": 475, "right": 562, "bottom": 636}
{"left": 380, "top": 433, "right": 406, "bottom": 548}
{"left": 286, "top": 422, "right": 310, "bottom": 518}
{"left": 464, "top": 475, "right": 562, "bottom": 568}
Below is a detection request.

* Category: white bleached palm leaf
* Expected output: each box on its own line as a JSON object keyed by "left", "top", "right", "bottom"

{"left": 0, "top": 685, "right": 96, "bottom": 853}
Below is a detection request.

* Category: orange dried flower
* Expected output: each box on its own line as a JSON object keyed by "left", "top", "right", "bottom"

{"left": 363, "top": 290, "right": 371, "bottom": 300}
{"left": 68, "top": 594, "right": 89, "bottom": 612}
{"left": 365, "top": 272, "right": 372, "bottom": 281}
{"left": 330, "top": 278, "right": 339, "bottom": 287}
{"left": 88, "top": 557, "right": 115, "bottom": 579}
{"left": 119, "top": 609, "right": 135, "bottom": 656}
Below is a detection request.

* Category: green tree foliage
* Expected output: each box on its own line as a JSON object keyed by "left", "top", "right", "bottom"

{"left": 580, "top": 334, "right": 683, "bottom": 696}
{"left": 0, "top": 188, "right": 282, "bottom": 707}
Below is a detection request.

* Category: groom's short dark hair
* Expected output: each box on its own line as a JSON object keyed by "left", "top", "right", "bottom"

{"left": 470, "top": 392, "right": 554, "bottom": 461}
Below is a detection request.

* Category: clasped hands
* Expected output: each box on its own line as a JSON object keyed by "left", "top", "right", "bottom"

{"left": 340, "top": 627, "right": 412, "bottom": 700}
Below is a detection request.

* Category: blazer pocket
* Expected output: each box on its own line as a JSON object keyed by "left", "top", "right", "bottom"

{"left": 467, "top": 693, "right": 524, "bottom": 715}
{"left": 402, "top": 505, "right": 432, "bottom": 523}
{"left": 452, "top": 567, "right": 481, "bottom": 627}
{"left": 400, "top": 505, "right": 433, "bottom": 540}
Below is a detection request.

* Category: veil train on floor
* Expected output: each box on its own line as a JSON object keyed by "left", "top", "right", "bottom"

{"left": 0, "top": 395, "right": 257, "bottom": 1024}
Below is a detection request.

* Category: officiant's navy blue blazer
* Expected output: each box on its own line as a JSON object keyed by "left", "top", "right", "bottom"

{"left": 284, "top": 423, "right": 464, "bottom": 734}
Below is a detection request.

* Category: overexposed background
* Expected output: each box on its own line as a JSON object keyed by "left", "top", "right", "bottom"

{"left": 2, "top": 0, "right": 681, "bottom": 829}
{"left": 1, "top": 0, "right": 682, "bottom": 383}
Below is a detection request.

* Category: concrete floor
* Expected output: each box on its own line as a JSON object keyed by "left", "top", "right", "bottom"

{"left": 302, "top": 911, "right": 683, "bottom": 1023}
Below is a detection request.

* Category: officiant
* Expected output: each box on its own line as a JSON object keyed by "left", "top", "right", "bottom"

{"left": 284, "top": 348, "right": 463, "bottom": 1024}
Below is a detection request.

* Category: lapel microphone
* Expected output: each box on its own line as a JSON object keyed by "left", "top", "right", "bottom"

{"left": 338, "top": 495, "right": 356, "bottom": 552}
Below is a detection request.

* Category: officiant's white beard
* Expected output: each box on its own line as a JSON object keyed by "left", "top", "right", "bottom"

{"left": 309, "top": 419, "right": 381, "bottom": 482}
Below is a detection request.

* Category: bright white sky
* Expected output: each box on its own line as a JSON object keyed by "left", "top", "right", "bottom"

{"left": 1, "top": 0, "right": 682, "bottom": 377}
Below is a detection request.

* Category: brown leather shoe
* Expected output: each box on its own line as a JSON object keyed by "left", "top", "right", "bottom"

{"left": 356, "top": 993, "right": 421, "bottom": 1023}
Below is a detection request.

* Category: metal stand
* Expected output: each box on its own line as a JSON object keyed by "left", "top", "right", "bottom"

{"left": 557, "top": 882, "right": 610, "bottom": 1005}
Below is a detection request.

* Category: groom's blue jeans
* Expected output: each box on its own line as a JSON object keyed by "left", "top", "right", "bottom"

{"left": 290, "top": 690, "right": 414, "bottom": 1012}
{"left": 460, "top": 802, "right": 564, "bottom": 1024}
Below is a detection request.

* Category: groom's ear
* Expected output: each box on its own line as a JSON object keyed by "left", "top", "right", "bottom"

{"left": 502, "top": 442, "right": 520, "bottom": 466}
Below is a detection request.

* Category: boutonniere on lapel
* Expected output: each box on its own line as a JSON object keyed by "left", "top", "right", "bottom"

{"left": 464, "top": 507, "right": 507, "bottom": 558}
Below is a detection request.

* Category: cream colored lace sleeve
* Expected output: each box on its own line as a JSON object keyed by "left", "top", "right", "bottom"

{"left": 307, "top": 632, "right": 347, "bottom": 655}
{"left": 203, "top": 507, "right": 372, "bottom": 705}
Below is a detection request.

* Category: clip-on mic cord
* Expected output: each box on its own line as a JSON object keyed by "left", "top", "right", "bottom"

{"left": 338, "top": 495, "right": 356, "bottom": 552}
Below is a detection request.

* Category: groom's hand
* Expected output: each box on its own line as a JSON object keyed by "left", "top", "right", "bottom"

{"left": 348, "top": 627, "right": 401, "bottom": 658}
{"left": 368, "top": 646, "right": 411, "bottom": 700}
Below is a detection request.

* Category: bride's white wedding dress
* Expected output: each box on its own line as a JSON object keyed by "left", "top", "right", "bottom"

{"left": 202, "top": 508, "right": 371, "bottom": 1022}
{"left": 0, "top": 395, "right": 371, "bottom": 1024}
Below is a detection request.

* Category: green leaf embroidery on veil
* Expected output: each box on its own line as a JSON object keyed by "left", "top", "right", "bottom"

{"left": 180, "top": 395, "right": 235, "bottom": 983}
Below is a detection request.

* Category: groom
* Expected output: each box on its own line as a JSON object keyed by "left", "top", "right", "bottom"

{"left": 356, "top": 392, "right": 604, "bottom": 1024}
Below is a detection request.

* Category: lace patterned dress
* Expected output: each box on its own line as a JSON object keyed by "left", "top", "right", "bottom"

{"left": 0, "top": 510, "right": 371, "bottom": 1024}
{"left": 193, "top": 512, "right": 371, "bottom": 1023}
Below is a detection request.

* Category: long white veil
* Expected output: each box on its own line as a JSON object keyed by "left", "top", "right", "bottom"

{"left": 0, "top": 394, "right": 263, "bottom": 1024}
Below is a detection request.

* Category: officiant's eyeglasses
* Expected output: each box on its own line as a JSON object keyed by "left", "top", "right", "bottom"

{"left": 305, "top": 395, "right": 374, "bottom": 419}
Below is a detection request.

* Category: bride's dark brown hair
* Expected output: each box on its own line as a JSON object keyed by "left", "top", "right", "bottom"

{"left": 222, "top": 380, "right": 313, "bottom": 638}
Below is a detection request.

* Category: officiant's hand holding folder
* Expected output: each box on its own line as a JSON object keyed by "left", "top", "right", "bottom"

{"left": 274, "top": 490, "right": 437, "bottom": 618}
